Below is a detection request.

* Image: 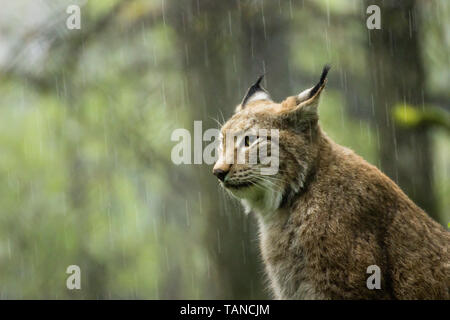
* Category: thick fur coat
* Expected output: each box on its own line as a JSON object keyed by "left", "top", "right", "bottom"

{"left": 213, "top": 67, "right": 449, "bottom": 299}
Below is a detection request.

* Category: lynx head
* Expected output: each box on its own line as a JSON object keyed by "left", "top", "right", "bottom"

{"left": 213, "top": 65, "right": 330, "bottom": 215}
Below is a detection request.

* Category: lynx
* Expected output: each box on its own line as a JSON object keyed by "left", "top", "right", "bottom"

{"left": 213, "top": 66, "right": 449, "bottom": 299}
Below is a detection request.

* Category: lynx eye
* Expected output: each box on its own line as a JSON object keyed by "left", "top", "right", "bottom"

{"left": 244, "top": 135, "right": 258, "bottom": 147}
{"left": 244, "top": 136, "right": 250, "bottom": 147}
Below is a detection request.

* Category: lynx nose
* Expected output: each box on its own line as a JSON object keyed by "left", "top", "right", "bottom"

{"left": 213, "top": 168, "right": 228, "bottom": 182}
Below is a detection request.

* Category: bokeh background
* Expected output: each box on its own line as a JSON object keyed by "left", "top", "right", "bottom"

{"left": 0, "top": 0, "right": 448, "bottom": 299}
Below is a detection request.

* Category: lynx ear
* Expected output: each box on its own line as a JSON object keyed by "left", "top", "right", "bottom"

{"left": 297, "top": 65, "right": 330, "bottom": 104}
{"left": 236, "top": 75, "right": 272, "bottom": 112}
{"left": 279, "top": 65, "right": 330, "bottom": 124}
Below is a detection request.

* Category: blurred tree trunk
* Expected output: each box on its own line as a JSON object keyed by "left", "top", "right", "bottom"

{"left": 366, "top": 0, "right": 438, "bottom": 220}
{"left": 238, "top": 2, "right": 293, "bottom": 100}
{"left": 168, "top": 0, "right": 291, "bottom": 298}
{"left": 168, "top": 1, "right": 261, "bottom": 299}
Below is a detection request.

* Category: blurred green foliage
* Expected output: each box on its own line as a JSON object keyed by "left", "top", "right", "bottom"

{"left": 393, "top": 103, "right": 450, "bottom": 131}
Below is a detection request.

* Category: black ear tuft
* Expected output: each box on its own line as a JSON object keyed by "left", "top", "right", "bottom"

{"left": 308, "top": 64, "right": 331, "bottom": 99}
{"left": 254, "top": 74, "right": 264, "bottom": 87}
{"left": 241, "top": 74, "right": 269, "bottom": 107}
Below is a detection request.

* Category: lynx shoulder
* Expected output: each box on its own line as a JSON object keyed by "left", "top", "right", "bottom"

{"left": 213, "top": 66, "right": 449, "bottom": 299}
